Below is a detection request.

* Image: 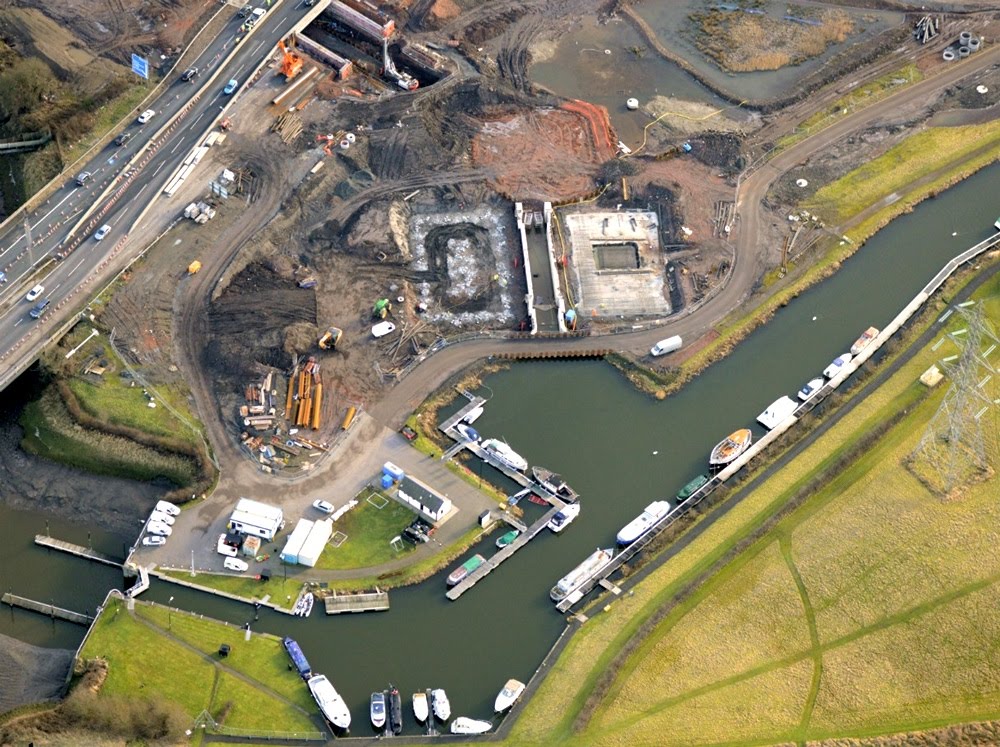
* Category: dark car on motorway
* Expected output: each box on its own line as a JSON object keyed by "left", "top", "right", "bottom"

{"left": 114, "top": 131, "right": 132, "bottom": 146}
{"left": 181, "top": 67, "right": 199, "bottom": 82}
{"left": 29, "top": 298, "right": 51, "bottom": 319}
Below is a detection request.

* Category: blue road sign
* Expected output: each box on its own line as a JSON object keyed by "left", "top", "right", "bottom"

{"left": 131, "top": 54, "right": 149, "bottom": 80}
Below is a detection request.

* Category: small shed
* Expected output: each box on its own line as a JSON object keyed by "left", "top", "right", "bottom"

{"left": 396, "top": 475, "right": 452, "bottom": 522}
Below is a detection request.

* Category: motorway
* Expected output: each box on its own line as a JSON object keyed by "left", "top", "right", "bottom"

{"left": 0, "top": 0, "right": 318, "bottom": 390}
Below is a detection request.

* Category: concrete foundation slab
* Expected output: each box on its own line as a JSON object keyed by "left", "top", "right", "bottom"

{"left": 564, "top": 210, "right": 670, "bottom": 318}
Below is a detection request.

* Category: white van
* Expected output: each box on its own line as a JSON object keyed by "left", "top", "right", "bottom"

{"left": 247, "top": 7, "right": 265, "bottom": 27}
{"left": 224, "top": 557, "right": 249, "bottom": 572}
{"left": 650, "top": 335, "right": 682, "bottom": 357}
{"left": 216, "top": 533, "right": 238, "bottom": 557}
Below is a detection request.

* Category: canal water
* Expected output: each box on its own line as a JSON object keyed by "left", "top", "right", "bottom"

{"left": 2, "top": 163, "right": 998, "bottom": 733}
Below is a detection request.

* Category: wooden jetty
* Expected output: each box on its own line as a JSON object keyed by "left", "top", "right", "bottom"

{"left": 438, "top": 395, "right": 487, "bottom": 434}
{"left": 447, "top": 500, "right": 565, "bottom": 601}
{"left": 324, "top": 589, "right": 390, "bottom": 614}
{"left": 2, "top": 592, "right": 93, "bottom": 625}
{"left": 34, "top": 535, "right": 122, "bottom": 567}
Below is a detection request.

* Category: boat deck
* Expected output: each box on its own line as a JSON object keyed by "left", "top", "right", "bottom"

{"left": 446, "top": 499, "right": 566, "bottom": 601}
{"left": 324, "top": 589, "right": 389, "bottom": 614}
{"left": 34, "top": 534, "right": 123, "bottom": 567}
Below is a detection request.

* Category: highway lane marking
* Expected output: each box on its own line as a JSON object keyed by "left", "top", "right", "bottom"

{"left": 152, "top": 162, "right": 165, "bottom": 177}
{"left": 14, "top": 318, "right": 23, "bottom": 327}
{"left": 72, "top": 257, "right": 87, "bottom": 272}
{"left": 51, "top": 283, "right": 62, "bottom": 293}
{"left": 253, "top": 39, "right": 266, "bottom": 54}
{"left": 1, "top": 187, "right": 79, "bottom": 259}
{"left": 170, "top": 140, "right": 183, "bottom": 154}
{"left": 192, "top": 111, "right": 205, "bottom": 126}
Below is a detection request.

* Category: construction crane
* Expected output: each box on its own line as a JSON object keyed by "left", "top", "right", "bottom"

{"left": 278, "top": 37, "right": 304, "bottom": 81}
{"left": 381, "top": 38, "right": 418, "bottom": 91}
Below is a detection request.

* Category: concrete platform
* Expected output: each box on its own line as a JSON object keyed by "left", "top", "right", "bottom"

{"left": 564, "top": 210, "right": 671, "bottom": 318}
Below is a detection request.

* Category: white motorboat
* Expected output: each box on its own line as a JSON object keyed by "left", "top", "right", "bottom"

{"left": 293, "top": 592, "right": 314, "bottom": 617}
{"left": 456, "top": 423, "right": 480, "bottom": 442}
{"left": 431, "top": 688, "right": 451, "bottom": 721}
{"left": 757, "top": 396, "right": 798, "bottom": 430}
{"left": 450, "top": 717, "right": 492, "bottom": 735}
{"left": 798, "top": 377, "right": 825, "bottom": 402}
{"left": 616, "top": 501, "right": 671, "bottom": 545}
{"left": 462, "top": 405, "right": 484, "bottom": 424}
{"left": 494, "top": 679, "right": 526, "bottom": 712}
{"left": 412, "top": 691, "right": 429, "bottom": 722}
{"left": 823, "top": 353, "right": 854, "bottom": 379}
{"left": 481, "top": 438, "right": 528, "bottom": 472}
{"left": 307, "top": 674, "right": 351, "bottom": 730}
{"left": 371, "top": 691, "right": 386, "bottom": 729}
{"left": 547, "top": 502, "right": 580, "bottom": 533}
{"left": 550, "top": 548, "right": 615, "bottom": 602}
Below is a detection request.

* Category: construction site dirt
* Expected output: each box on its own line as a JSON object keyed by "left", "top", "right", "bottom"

{"left": 18, "top": 0, "right": 997, "bottom": 480}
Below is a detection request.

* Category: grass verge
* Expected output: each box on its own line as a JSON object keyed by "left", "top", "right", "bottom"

{"left": 313, "top": 493, "right": 419, "bottom": 570}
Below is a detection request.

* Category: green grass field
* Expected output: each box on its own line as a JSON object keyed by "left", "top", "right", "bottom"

{"left": 158, "top": 569, "right": 300, "bottom": 608}
{"left": 81, "top": 599, "right": 317, "bottom": 735}
{"left": 508, "top": 271, "right": 1000, "bottom": 745}
{"left": 313, "top": 490, "right": 419, "bottom": 570}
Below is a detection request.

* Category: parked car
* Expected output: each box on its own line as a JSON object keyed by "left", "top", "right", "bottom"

{"left": 26, "top": 284, "right": 45, "bottom": 302}
{"left": 400, "top": 425, "right": 417, "bottom": 441}
{"left": 149, "top": 510, "right": 175, "bottom": 526}
{"left": 403, "top": 526, "right": 429, "bottom": 544}
{"left": 181, "top": 66, "right": 199, "bottom": 82}
{"left": 147, "top": 522, "right": 173, "bottom": 537}
{"left": 217, "top": 533, "right": 238, "bottom": 557}
{"left": 114, "top": 132, "right": 132, "bottom": 146}
{"left": 238, "top": 3, "right": 253, "bottom": 17}
{"left": 224, "top": 78, "right": 239, "bottom": 95}
{"left": 650, "top": 335, "right": 683, "bottom": 357}
{"left": 137, "top": 109, "right": 155, "bottom": 124}
{"left": 312, "top": 499, "right": 335, "bottom": 514}
{"left": 75, "top": 171, "right": 92, "bottom": 186}
{"left": 224, "top": 557, "right": 249, "bottom": 572}
{"left": 28, "top": 299, "right": 50, "bottom": 320}
{"left": 156, "top": 500, "right": 180, "bottom": 516}
{"left": 94, "top": 224, "right": 112, "bottom": 241}
{"left": 142, "top": 535, "right": 166, "bottom": 547}
{"left": 399, "top": 530, "right": 419, "bottom": 545}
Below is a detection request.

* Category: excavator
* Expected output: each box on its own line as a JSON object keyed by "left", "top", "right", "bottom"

{"left": 318, "top": 326, "right": 343, "bottom": 350}
{"left": 278, "top": 37, "right": 303, "bottom": 82}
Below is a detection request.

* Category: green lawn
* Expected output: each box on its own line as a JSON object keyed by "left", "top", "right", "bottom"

{"left": 135, "top": 604, "right": 314, "bottom": 713}
{"left": 508, "top": 271, "right": 1000, "bottom": 746}
{"left": 81, "top": 599, "right": 318, "bottom": 735}
{"left": 158, "top": 569, "right": 301, "bottom": 610}
{"left": 313, "top": 490, "right": 419, "bottom": 570}
{"left": 60, "top": 82, "right": 151, "bottom": 167}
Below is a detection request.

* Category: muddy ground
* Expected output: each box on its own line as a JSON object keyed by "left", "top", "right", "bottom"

{"left": 0, "top": 633, "right": 73, "bottom": 713}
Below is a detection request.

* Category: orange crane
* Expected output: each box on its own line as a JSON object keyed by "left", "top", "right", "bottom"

{"left": 278, "top": 37, "right": 303, "bottom": 81}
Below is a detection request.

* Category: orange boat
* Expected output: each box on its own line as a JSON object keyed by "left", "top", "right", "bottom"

{"left": 850, "top": 326, "right": 879, "bottom": 356}
{"left": 709, "top": 428, "right": 752, "bottom": 467}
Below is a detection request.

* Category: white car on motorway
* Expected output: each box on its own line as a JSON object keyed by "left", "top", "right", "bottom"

{"left": 147, "top": 522, "right": 173, "bottom": 537}
{"left": 224, "top": 557, "right": 249, "bottom": 573}
{"left": 312, "top": 499, "right": 335, "bottom": 514}
{"left": 142, "top": 535, "right": 166, "bottom": 547}
{"left": 137, "top": 109, "right": 155, "bottom": 124}
{"left": 94, "top": 225, "right": 111, "bottom": 241}
{"left": 149, "top": 510, "right": 175, "bottom": 526}
{"left": 26, "top": 284, "right": 44, "bottom": 302}
{"left": 156, "top": 500, "right": 180, "bottom": 516}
